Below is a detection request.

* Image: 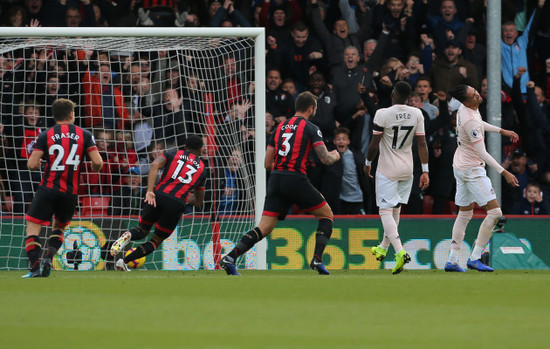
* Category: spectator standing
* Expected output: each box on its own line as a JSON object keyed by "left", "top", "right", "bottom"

{"left": 307, "top": 71, "right": 337, "bottom": 143}
{"left": 501, "top": 0, "right": 546, "bottom": 94}
{"left": 309, "top": 0, "right": 362, "bottom": 78}
{"left": 331, "top": 46, "right": 367, "bottom": 150}
{"left": 430, "top": 39, "right": 478, "bottom": 93}
{"left": 7, "top": 102, "right": 43, "bottom": 214}
{"left": 217, "top": 148, "right": 246, "bottom": 214}
{"left": 320, "top": 127, "right": 370, "bottom": 215}
{"left": 208, "top": 0, "right": 251, "bottom": 27}
{"left": 266, "top": 68, "right": 295, "bottom": 124}
{"left": 81, "top": 63, "right": 130, "bottom": 130}
{"left": 269, "top": 21, "right": 325, "bottom": 93}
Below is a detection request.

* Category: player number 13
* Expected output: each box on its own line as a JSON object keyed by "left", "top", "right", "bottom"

{"left": 171, "top": 159, "right": 196, "bottom": 184}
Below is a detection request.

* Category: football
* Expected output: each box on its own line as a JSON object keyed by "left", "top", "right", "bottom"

{"left": 124, "top": 248, "right": 145, "bottom": 269}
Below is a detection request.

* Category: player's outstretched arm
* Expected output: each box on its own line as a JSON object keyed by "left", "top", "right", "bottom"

{"left": 314, "top": 143, "right": 340, "bottom": 165}
{"left": 482, "top": 121, "right": 519, "bottom": 143}
{"left": 27, "top": 150, "right": 44, "bottom": 171}
{"left": 416, "top": 135, "right": 430, "bottom": 190}
{"left": 473, "top": 141, "right": 519, "bottom": 187}
{"left": 88, "top": 150, "right": 104, "bottom": 172}
{"left": 499, "top": 128, "right": 519, "bottom": 143}
{"left": 364, "top": 133, "right": 382, "bottom": 178}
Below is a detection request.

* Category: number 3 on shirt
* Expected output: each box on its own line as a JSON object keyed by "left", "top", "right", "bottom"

{"left": 278, "top": 133, "right": 293, "bottom": 156}
{"left": 171, "top": 159, "right": 197, "bottom": 184}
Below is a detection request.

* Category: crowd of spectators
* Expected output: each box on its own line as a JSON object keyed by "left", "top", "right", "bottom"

{"left": 0, "top": 0, "right": 550, "bottom": 217}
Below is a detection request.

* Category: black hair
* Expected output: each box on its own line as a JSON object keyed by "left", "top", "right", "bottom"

{"left": 185, "top": 135, "right": 204, "bottom": 151}
{"left": 450, "top": 85, "right": 469, "bottom": 103}
{"left": 393, "top": 81, "right": 412, "bottom": 101}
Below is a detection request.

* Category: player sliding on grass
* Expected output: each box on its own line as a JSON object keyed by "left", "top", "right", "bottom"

{"left": 220, "top": 91, "right": 340, "bottom": 275}
{"left": 364, "top": 81, "right": 430, "bottom": 275}
{"left": 22, "top": 99, "right": 103, "bottom": 278}
{"left": 445, "top": 85, "right": 519, "bottom": 272}
{"left": 110, "top": 135, "right": 207, "bottom": 271}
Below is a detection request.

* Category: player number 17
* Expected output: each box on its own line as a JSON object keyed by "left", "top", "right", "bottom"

{"left": 391, "top": 125, "right": 414, "bottom": 149}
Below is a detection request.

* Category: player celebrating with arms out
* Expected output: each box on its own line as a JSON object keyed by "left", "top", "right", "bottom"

{"left": 22, "top": 99, "right": 103, "bottom": 278}
{"left": 110, "top": 135, "right": 207, "bottom": 271}
{"left": 445, "top": 85, "right": 519, "bottom": 272}
{"left": 365, "top": 81, "right": 430, "bottom": 275}
{"left": 220, "top": 91, "right": 340, "bottom": 275}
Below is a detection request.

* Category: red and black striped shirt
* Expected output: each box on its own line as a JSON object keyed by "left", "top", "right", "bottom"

{"left": 142, "top": 0, "right": 174, "bottom": 9}
{"left": 155, "top": 150, "right": 207, "bottom": 202}
{"left": 33, "top": 124, "right": 97, "bottom": 196}
{"left": 269, "top": 116, "right": 324, "bottom": 175}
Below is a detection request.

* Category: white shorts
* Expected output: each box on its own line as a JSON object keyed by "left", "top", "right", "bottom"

{"left": 453, "top": 166, "right": 496, "bottom": 207}
{"left": 375, "top": 172, "right": 413, "bottom": 209}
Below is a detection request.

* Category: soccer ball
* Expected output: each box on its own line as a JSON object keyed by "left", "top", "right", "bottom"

{"left": 125, "top": 248, "right": 145, "bottom": 269}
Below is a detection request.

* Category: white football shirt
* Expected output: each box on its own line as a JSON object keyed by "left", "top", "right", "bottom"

{"left": 453, "top": 103, "right": 486, "bottom": 170}
{"left": 373, "top": 104, "right": 425, "bottom": 180}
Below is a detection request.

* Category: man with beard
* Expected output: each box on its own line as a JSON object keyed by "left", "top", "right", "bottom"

{"left": 220, "top": 92, "right": 340, "bottom": 276}
{"left": 430, "top": 39, "right": 478, "bottom": 94}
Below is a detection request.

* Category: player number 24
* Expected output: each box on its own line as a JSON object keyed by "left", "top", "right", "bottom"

{"left": 49, "top": 144, "right": 80, "bottom": 171}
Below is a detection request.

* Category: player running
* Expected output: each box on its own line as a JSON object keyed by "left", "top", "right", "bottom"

{"left": 364, "top": 81, "right": 430, "bottom": 275}
{"left": 22, "top": 99, "right": 103, "bottom": 278}
{"left": 220, "top": 91, "right": 340, "bottom": 275}
{"left": 110, "top": 135, "right": 207, "bottom": 271}
{"left": 445, "top": 85, "right": 519, "bottom": 272}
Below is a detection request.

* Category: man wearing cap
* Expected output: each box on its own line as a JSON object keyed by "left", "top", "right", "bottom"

{"left": 430, "top": 39, "right": 478, "bottom": 94}
{"left": 501, "top": 148, "right": 539, "bottom": 213}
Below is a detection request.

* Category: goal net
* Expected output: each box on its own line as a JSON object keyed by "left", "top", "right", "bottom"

{"left": 0, "top": 27, "right": 266, "bottom": 271}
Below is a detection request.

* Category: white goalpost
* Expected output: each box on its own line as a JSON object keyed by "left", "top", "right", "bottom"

{"left": 0, "top": 27, "right": 266, "bottom": 271}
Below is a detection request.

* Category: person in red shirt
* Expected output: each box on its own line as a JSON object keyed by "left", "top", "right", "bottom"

{"left": 22, "top": 99, "right": 103, "bottom": 278}
{"left": 109, "top": 135, "right": 207, "bottom": 271}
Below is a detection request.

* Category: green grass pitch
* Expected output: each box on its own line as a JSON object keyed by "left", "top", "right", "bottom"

{"left": 1, "top": 269, "right": 549, "bottom": 349}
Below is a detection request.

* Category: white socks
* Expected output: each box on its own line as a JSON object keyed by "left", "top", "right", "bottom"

{"left": 379, "top": 208, "right": 403, "bottom": 253}
{"left": 448, "top": 209, "right": 473, "bottom": 264}
{"left": 379, "top": 207, "right": 402, "bottom": 250}
{"left": 471, "top": 207, "right": 502, "bottom": 260}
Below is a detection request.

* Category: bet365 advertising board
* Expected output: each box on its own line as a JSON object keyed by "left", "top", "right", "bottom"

{"left": 1, "top": 216, "right": 548, "bottom": 270}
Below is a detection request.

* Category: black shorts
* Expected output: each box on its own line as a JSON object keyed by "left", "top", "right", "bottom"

{"left": 138, "top": 193, "right": 186, "bottom": 239}
{"left": 26, "top": 187, "right": 77, "bottom": 226}
{"left": 263, "top": 173, "right": 326, "bottom": 220}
